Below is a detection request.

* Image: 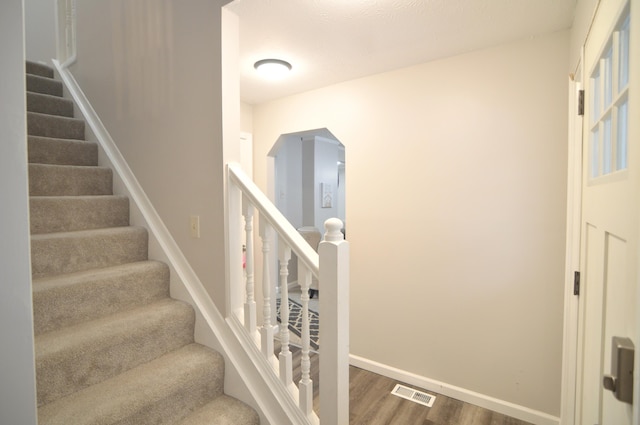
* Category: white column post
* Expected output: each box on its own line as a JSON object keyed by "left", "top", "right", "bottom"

{"left": 278, "top": 242, "right": 293, "bottom": 386}
{"left": 298, "top": 262, "right": 314, "bottom": 416}
{"left": 319, "top": 218, "right": 349, "bottom": 425}
{"left": 260, "top": 217, "right": 274, "bottom": 357}
{"left": 243, "top": 197, "right": 256, "bottom": 333}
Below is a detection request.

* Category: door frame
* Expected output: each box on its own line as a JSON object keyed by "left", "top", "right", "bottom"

{"left": 560, "top": 60, "right": 584, "bottom": 425}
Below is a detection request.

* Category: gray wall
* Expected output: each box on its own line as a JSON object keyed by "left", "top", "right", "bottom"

{"left": 0, "top": 1, "right": 38, "bottom": 423}
{"left": 24, "top": 0, "right": 57, "bottom": 64}
{"left": 67, "top": 0, "right": 231, "bottom": 313}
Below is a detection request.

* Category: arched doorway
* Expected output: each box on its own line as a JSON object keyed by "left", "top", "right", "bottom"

{"left": 268, "top": 128, "right": 346, "bottom": 234}
{"left": 267, "top": 128, "right": 346, "bottom": 324}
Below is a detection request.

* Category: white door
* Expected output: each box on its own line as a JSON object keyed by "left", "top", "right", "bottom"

{"left": 576, "top": 1, "right": 638, "bottom": 424}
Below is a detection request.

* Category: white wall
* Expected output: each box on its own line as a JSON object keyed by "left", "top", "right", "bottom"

{"left": 252, "top": 30, "right": 569, "bottom": 416}
{"left": 68, "top": 0, "right": 230, "bottom": 313}
{"left": 24, "top": 0, "right": 56, "bottom": 64}
{"left": 241, "top": 101, "right": 254, "bottom": 134}
{"left": 274, "top": 138, "right": 304, "bottom": 228}
{"left": 312, "top": 136, "right": 340, "bottom": 232}
{"left": 0, "top": 1, "right": 38, "bottom": 423}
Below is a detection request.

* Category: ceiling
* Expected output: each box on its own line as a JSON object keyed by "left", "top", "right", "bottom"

{"left": 225, "top": 0, "right": 577, "bottom": 105}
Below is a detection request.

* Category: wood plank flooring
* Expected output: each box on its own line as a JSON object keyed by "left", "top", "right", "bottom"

{"left": 348, "top": 366, "right": 532, "bottom": 425}
{"left": 277, "top": 341, "right": 533, "bottom": 425}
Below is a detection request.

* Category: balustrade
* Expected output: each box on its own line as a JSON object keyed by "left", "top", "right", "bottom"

{"left": 227, "top": 163, "right": 349, "bottom": 425}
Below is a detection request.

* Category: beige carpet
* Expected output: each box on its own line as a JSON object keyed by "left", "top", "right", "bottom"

{"left": 27, "top": 60, "right": 259, "bottom": 425}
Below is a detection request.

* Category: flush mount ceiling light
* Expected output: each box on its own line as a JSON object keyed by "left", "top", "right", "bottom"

{"left": 254, "top": 59, "right": 292, "bottom": 80}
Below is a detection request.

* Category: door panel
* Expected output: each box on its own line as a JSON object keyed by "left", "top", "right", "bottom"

{"left": 580, "top": 224, "right": 605, "bottom": 424}
{"left": 602, "top": 232, "right": 633, "bottom": 424}
{"left": 576, "top": 1, "right": 637, "bottom": 424}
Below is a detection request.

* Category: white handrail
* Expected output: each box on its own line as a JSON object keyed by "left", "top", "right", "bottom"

{"left": 228, "top": 163, "right": 319, "bottom": 276}
{"left": 227, "top": 162, "right": 350, "bottom": 425}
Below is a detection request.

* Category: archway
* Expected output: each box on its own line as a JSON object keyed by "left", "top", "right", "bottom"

{"left": 268, "top": 128, "right": 345, "bottom": 325}
{"left": 268, "top": 128, "right": 345, "bottom": 234}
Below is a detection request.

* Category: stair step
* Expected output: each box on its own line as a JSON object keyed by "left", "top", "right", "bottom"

{"left": 30, "top": 195, "right": 129, "bottom": 234}
{"left": 178, "top": 395, "right": 260, "bottom": 425}
{"left": 28, "top": 112, "right": 84, "bottom": 140}
{"left": 27, "top": 74, "right": 63, "bottom": 97}
{"left": 36, "top": 298, "right": 195, "bottom": 406}
{"left": 33, "top": 261, "right": 170, "bottom": 335}
{"left": 28, "top": 136, "right": 98, "bottom": 166}
{"left": 38, "top": 343, "right": 225, "bottom": 425}
{"left": 27, "top": 64, "right": 260, "bottom": 425}
{"left": 26, "top": 61, "right": 55, "bottom": 78}
{"left": 29, "top": 163, "right": 112, "bottom": 196}
{"left": 30, "top": 226, "right": 148, "bottom": 278}
{"left": 27, "top": 92, "right": 74, "bottom": 117}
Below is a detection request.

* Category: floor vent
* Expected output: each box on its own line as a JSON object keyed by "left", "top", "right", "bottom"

{"left": 391, "top": 384, "right": 436, "bottom": 407}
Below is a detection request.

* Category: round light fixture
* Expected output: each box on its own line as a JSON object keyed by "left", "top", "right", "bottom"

{"left": 254, "top": 59, "right": 292, "bottom": 80}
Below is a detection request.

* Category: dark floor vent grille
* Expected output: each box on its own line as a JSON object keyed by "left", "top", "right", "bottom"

{"left": 391, "top": 384, "right": 436, "bottom": 407}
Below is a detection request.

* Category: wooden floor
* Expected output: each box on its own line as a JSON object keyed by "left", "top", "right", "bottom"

{"left": 347, "top": 366, "right": 532, "bottom": 425}
{"left": 278, "top": 342, "right": 532, "bottom": 425}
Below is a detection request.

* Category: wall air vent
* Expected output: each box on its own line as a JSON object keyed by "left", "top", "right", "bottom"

{"left": 391, "top": 384, "right": 436, "bottom": 407}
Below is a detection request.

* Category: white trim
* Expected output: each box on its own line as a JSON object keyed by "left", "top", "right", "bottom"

{"left": 287, "top": 281, "right": 300, "bottom": 290}
{"left": 51, "top": 59, "right": 303, "bottom": 425}
{"left": 559, "top": 65, "right": 584, "bottom": 425}
{"left": 630, "top": 1, "right": 640, "bottom": 421}
{"left": 350, "top": 354, "right": 560, "bottom": 425}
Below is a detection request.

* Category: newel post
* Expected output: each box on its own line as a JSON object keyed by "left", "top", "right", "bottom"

{"left": 319, "top": 218, "right": 349, "bottom": 425}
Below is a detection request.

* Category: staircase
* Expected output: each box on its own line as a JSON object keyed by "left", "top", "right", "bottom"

{"left": 26, "top": 61, "right": 260, "bottom": 425}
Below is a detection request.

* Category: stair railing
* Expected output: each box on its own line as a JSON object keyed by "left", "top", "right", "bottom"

{"left": 226, "top": 163, "right": 349, "bottom": 425}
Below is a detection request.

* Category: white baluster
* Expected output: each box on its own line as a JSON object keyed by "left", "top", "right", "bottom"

{"left": 298, "top": 261, "right": 313, "bottom": 415}
{"left": 319, "top": 218, "right": 349, "bottom": 425}
{"left": 260, "top": 218, "right": 274, "bottom": 357}
{"left": 243, "top": 198, "right": 256, "bottom": 333}
{"left": 278, "top": 242, "right": 292, "bottom": 386}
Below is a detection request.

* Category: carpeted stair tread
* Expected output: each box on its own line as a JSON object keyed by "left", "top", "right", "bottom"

{"left": 32, "top": 261, "right": 169, "bottom": 335}
{"left": 28, "top": 136, "right": 98, "bottom": 166}
{"left": 28, "top": 63, "right": 260, "bottom": 424}
{"left": 26, "top": 61, "right": 55, "bottom": 78}
{"left": 29, "top": 163, "right": 112, "bottom": 196}
{"left": 27, "top": 74, "right": 63, "bottom": 97}
{"left": 27, "top": 91, "right": 74, "bottom": 117}
{"left": 30, "top": 195, "right": 129, "bottom": 234}
{"left": 178, "top": 395, "right": 260, "bottom": 425}
{"left": 37, "top": 343, "right": 225, "bottom": 425}
{"left": 28, "top": 111, "right": 84, "bottom": 140}
{"left": 36, "top": 298, "right": 195, "bottom": 406}
{"left": 30, "top": 226, "right": 148, "bottom": 278}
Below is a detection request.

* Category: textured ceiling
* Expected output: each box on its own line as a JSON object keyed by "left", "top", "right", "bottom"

{"left": 225, "top": 0, "right": 577, "bottom": 105}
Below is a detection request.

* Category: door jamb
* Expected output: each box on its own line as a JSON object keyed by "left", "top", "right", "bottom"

{"left": 560, "top": 52, "right": 584, "bottom": 425}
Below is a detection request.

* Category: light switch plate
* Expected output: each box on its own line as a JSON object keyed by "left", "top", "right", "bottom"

{"left": 190, "top": 215, "right": 200, "bottom": 238}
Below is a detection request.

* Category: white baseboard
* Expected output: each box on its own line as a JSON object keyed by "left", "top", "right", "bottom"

{"left": 349, "top": 354, "right": 560, "bottom": 425}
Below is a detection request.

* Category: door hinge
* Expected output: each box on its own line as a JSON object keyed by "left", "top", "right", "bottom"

{"left": 574, "top": 271, "right": 581, "bottom": 296}
{"left": 578, "top": 90, "right": 585, "bottom": 116}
